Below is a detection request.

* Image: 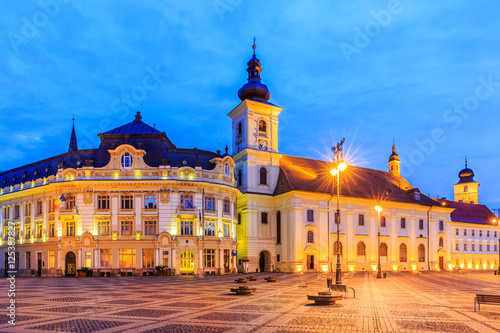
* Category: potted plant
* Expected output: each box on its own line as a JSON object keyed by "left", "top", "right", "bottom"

{"left": 77, "top": 267, "right": 89, "bottom": 277}
{"left": 155, "top": 265, "right": 166, "bottom": 276}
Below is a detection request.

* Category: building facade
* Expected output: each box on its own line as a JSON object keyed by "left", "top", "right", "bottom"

{"left": 230, "top": 44, "right": 498, "bottom": 273}
{"left": 0, "top": 113, "right": 239, "bottom": 276}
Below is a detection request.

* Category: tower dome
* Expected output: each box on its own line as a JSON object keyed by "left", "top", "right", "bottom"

{"left": 238, "top": 40, "right": 271, "bottom": 102}
{"left": 458, "top": 157, "right": 475, "bottom": 183}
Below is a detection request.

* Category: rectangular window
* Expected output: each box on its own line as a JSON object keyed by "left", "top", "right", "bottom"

{"left": 307, "top": 210, "right": 314, "bottom": 222}
{"left": 480, "top": 230, "right": 482, "bottom": 237}
{"left": 464, "top": 229, "right": 467, "bottom": 236}
{"left": 277, "top": 254, "right": 280, "bottom": 262}
{"left": 455, "top": 242, "right": 459, "bottom": 251}
{"left": 180, "top": 220, "right": 193, "bottom": 235}
{"left": 456, "top": 228, "right": 459, "bottom": 236}
{"left": 358, "top": 214, "right": 365, "bottom": 226}
{"left": 98, "top": 220, "right": 110, "bottom": 236}
{"left": 237, "top": 213, "right": 241, "bottom": 225}
{"left": 26, "top": 252, "right": 31, "bottom": 269}
{"left": 66, "top": 195, "right": 75, "bottom": 210}
{"left": 401, "top": 217, "right": 406, "bottom": 229}
{"left": 261, "top": 212, "right": 268, "bottom": 224}
{"left": 204, "top": 249, "right": 215, "bottom": 268}
{"left": 100, "top": 249, "right": 112, "bottom": 268}
{"left": 144, "top": 220, "right": 157, "bottom": 235}
{"left": 49, "top": 250, "right": 55, "bottom": 269}
{"left": 121, "top": 221, "right": 133, "bottom": 235}
{"left": 121, "top": 195, "right": 134, "bottom": 210}
{"left": 223, "top": 200, "right": 230, "bottom": 214}
{"left": 24, "top": 202, "right": 31, "bottom": 216}
{"left": 439, "top": 220, "right": 444, "bottom": 231}
{"left": 496, "top": 245, "right": 498, "bottom": 252}
{"left": 471, "top": 243, "right": 475, "bottom": 251}
{"left": 487, "top": 231, "right": 490, "bottom": 237}
{"left": 14, "top": 205, "right": 20, "bottom": 219}
{"left": 14, "top": 224, "right": 20, "bottom": 240}
{"left": 97, "top": 195, "right": 110, "bottom": 210}
{"left": 36, "top": 221, "right": 43, "bottom": 238}
{"left": 85, "top": 251, "right": 92, "bottom": 267}
{"left": 380, "top": 216, "right": 386, "bottom": 227}
{"left": 181, "top": 195, "right": 194, "bottom": 210}
{"left": 479, "top": 244, "right": 483, "bottom": 252}
{"left": 144, "top": 195, "right": 157, "bottom": 209}
{"left": 464, "top": 243, "right": 467, "bottom": 251}
{"left": 224, "top": 222, "right": 230, "bottom": 237}
{"left": 48, "top": 222, "right": 55, "bottom": 237}
{"left": 3, "top": 206, "right": 10, "bottom": 220}
{"left": 66, "top": 221, "right": 75, "bottom": 236}
{"left": 487, "top": 244, "right": 491, "bottom": 252}
{"left": 48, "top": 198, "right": 55, "bottom": 213}
{"left": 119, "top": 249, "right": 135, "bottom": 268}
{"left": 162, "top": 251, "right": 169, "bottom": 267}
{"left": 205, "top": 221, "right": 215, "bottom": 236}
{"left": 472, "top": 230, "right": 475, "bottom": 237}
{"left": 25, "top": 225, "right": 31, "bottom": 239}
{"left": 36, "top": 200, "right": 43, "bottom": 215}
{"left": 142, "top": 249, "right": 154, "bottom": 268}
{"left": 205, "top": 197, "right": 216, "bottom": 211}
{"left": 419, "top": 219, "right": 424, "bottom": 230}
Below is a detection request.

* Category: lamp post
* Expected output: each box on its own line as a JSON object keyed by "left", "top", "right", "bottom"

{"left": 331, "top": 138, "right": 346, "bottom": 285}
{"left": 375, "top": 205, "right": 383, "bottom": 279}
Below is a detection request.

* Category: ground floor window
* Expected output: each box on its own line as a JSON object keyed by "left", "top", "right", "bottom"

{"left": 26, "top": 252, "right": 31, "bottom": 269}
{"left": 85, "top": 251, "right": 92, "bottom": 268}
{"left": 142, "top": 249, "right": 154, "bottom": 268}
{"left": 100, "top": 249, "right": 112, "bottom": 267}
{"left": 162, "top": 251, "right": 169, "bottom": 267}
{"left": 49, "top": 250, "right": 55, "bottom": 268}
{"left": 418, "top": 244, "right": 425, "bottom": 262}
{"left": 204, "top": 249, "right": 215, "bottom": 267}
{"left": 119, "top": 249, "right": 135, "bottom": 268}
{"left": 180, "top": 250, "right": 194, "bottom": 271}
{"left": 400, "top": 243, "right": 407, "bottom": 262}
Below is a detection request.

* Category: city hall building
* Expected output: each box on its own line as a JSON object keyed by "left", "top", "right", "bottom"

{"left": 0, "top": 43, "right": 498, "bottom": 276}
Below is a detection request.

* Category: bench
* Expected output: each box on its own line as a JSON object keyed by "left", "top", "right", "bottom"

{"left": 475, "top": 294, "right": 500, "bottom": 312}
{"left": 265, "top": 276, "right": 278, "bottom": 282}
{"left": 327, "top": 283, "right": 356, "bottom": 298}
{"left": 307, "top": 294, "right": 343, "bottom": 305}
{"left": 230, "top": 286, "right": 257, "bottom": 295}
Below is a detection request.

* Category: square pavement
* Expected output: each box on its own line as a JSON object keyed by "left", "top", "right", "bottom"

{"left": 1, "top": 271, "right": 500, "bottom": 332}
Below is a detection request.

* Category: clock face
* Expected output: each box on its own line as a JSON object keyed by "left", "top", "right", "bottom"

{"left": 258, "top": 140, "right": 268, "bottom": 150}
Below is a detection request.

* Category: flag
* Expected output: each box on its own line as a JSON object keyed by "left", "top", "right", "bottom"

{"left": 53, "top": 195, "right": 66, "bottom": 212}
{"left": 199, "top": 210, "right": 203, "bottom": 228}
{"left": 181, "top": 201, "right": 185, "bottom": 210}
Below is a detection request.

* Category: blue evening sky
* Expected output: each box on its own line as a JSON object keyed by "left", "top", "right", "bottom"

{"left": 1, "top": 1, "right": 500, "bottom": 209}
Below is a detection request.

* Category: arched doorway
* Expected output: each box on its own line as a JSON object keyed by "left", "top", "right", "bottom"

{"left": 180, "top": 251, "right": 194, "bottom": 274}
{"left": 259, "top": 251, "right": 271, "bottom": 272}
{"left": 65, "top": 252, "right": 76, "bottom": 276}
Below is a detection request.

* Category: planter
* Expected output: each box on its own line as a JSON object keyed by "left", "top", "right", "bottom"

{"left": 78, "top": 271, "right": 87, "bottom": 278}
{"left": 156, "top": 269, "right": 166, "bottom": 276}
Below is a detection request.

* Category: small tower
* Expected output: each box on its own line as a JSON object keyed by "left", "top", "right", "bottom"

{"left": 454, "top": 157, "right": 479, "bottom": 204}
{"left": 68, "top": 118, "right": 78, "bottom": 152}
{"left": 388, "top": 139, "right": 400, "bottom": 176}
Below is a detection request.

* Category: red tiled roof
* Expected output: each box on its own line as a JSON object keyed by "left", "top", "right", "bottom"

{"left": 274, "top": 155, "right": 440, "bottom": 206}
{"left": 435, "top": 199, "right": 497, "bottom": 225}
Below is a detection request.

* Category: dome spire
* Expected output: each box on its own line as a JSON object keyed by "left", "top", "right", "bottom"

{"left": 68, "top": 118, "right": 78, "bottom": 152}
{"left": 237, "top": 39, "right": 271, "bottom": 102}
{"left": 389, "top": 139, "right": 399, "bottom": 161}
{"left": 465, "top": 155, "right": 467, "bottom": 169}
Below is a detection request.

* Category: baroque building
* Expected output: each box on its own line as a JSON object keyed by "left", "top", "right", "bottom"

{"left": 230, "top": 44, "right": 498, "bottom": 273}
{"left": 0, "top": 113, "right": 239, "bottom": 276}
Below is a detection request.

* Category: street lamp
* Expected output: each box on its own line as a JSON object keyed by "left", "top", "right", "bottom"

{"left": 375, "top": 205, "right": 383, "bottom": 279}
{"left": 331, "top": 138, "right": 346, "bottom": 285}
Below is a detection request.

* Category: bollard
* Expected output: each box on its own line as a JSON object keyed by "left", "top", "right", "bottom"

{"left": 326, "top": 278, "right": 332, "bottom": 288}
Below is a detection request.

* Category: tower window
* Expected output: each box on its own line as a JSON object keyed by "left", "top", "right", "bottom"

{"left": 464, "top": 186, "right": 468, "bottom": 192}
{"left": 419, "top": 219, "right": 424, "bottom": 230}
{"left": 259, "top": 167, "right": 267, "bottom": 185}
{"left": 307, "top": 231, "right": 314, "bottom": 243}
{"left": 237, "top": 122, "right": 242, "bottom": 136}
{"left": 237, "top": 169, "right": 242, "bottom": 187}
{"left": 258, "top": 120, "right": 267, "bottom": 133}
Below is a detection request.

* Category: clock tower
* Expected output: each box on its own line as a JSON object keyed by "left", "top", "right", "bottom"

{"left": 453, "top": 158, "right": 479, "bottom": 204}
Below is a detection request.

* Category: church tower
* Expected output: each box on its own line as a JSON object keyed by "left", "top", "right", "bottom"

{"left": 388, "top": 140, "right": 400, "bottom": 176}
{"left": 453, "top": 157, "right": 479, "bottom": 204}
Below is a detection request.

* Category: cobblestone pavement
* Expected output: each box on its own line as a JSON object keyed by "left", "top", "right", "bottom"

{"left": 1, "top": 271, "right": 500, "bottom": 332}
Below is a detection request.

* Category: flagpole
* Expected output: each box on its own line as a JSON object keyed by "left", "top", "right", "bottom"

{"left": 201, "top": 188, "right": 205, "bottom": 275}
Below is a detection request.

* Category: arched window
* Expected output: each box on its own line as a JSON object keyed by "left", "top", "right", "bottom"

{"left": 333, "top": 241, "right": 342, "bottom": 256}
{"left": 276, "top": 211, "right": 281, "bottom": 244}
{"left": 380, "top": 243, "right": 388, "bottom": 257}
{"left": 237, "top": 169, "right": 242, "bottom": 187}
{"left": 418, "top": 244, "right": 425, "bottom": 262}
{"left": 224, "top": 163, "right": 229, "bottom": 176}
{"left": 259, "top": 167, "right": 267, "bottom": 185}
{"left": 307, "top": 231, "right": 314, "bottom": 243}
{"left": 396, "top": 165, "right": 399, "bottom": 170}
{"left": 464, "top": 186, "right": 468, "bottom": 192}
{"left": 391, "top": 165, "right": 394, "bottom": 170}
{"left": 357, "top": 242, "right": 366, "bottom": 256}
{"left": 439, "top": 237, "right": 444, "bottom": 247}
{"left": 399, "top": 243, "right": 407, "bottom": 262}
{"left": 121, "top": 153, "right": 133, "bottom": 170}
{"left": 470, "top": 201, "right": 474, "bottom": 204}
{"left": 258, "top": 120, "right": 267, "bottom": 132}
{"left": 237, "top": 122, "right": 242, "bottom": 136}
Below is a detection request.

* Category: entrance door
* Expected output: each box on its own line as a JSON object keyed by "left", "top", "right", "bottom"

{"left": 180, "top": 251, "right": 194, "bottom": 274}
{"left": 224, "top": 250, "right": 230, "bottom": 273}
{"left": 307, "top": 255, "right": 315, "bottom": 270}
{"left": 439, "top": 256, "right": 444, "bottom": 270}
{"left": 37, "top": 253, "right": 42, "bottom": 277}
{"left": 65, "top": 252, "right": 76, "bottom": 276}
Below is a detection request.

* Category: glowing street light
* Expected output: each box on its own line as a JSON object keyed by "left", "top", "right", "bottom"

{"left": 331, "top": 138, "right": 346, "bottom": 285}
{"left": 375, "top": 205, "right": 383, "bottom": 279}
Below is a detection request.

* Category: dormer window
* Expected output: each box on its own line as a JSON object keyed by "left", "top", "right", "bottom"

{"left": 121, "top": 153, "right": 133, "bottom": 170}
{"left": 258, "top": 120, "right": 267, "bottom": 133}
{"left": 414, "top": 192, "right": 420, "bottom": 200}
